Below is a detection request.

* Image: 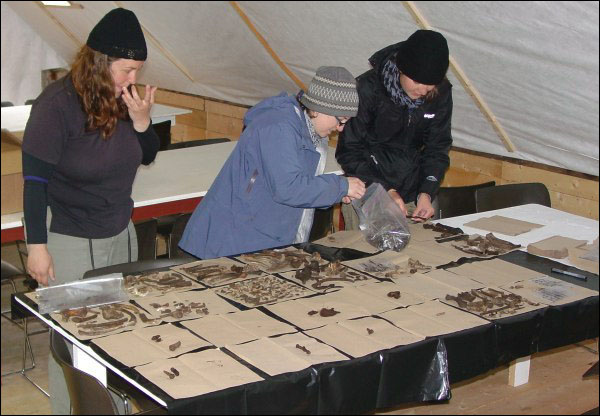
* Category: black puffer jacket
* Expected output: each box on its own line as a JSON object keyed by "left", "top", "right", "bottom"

{"left": 336, "top": 42, "right": 453, "bottom": 204}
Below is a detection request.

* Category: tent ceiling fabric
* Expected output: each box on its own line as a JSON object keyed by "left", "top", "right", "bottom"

{"left": 5, "top": 1, "right": 599, "bottom": 176}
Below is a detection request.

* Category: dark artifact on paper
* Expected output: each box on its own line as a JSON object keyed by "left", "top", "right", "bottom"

{"left": 71, "top": 313, "right": 98, "bottom": 323}
{"left": 308, "top": 307, "right": 340, "bottom": 317}
{"left": 241, "top": 249, "right": 325, "bottom": 272}
{"left": 169, "top": 341, "right": 182, "bottom": 351}
{"left": 151, "top": 335, "right": 162, "bottom": 342}
{"left": 163, "top": 370, "right": 176, "bottom": 379}
{"left": 124, "top": 271, "right": 194, "bottom": 297}
{"left": 176, "top": 263, "right": 262, "bottom": 286}
{"left": 171, "top": 367, "right": 180, "bottom": 376}
{"left": 296, "top": 344, "right": 311, "bottom": 355}
{"left": 387, "top": 291, "right": 401, "bottom": 299}
{"left": 452, "top": 233, "right": 520, "bottom": 256}
{"left": 319, "top": 307, "right": 340, "bottom": 317}
{"left": 215, "top": 274, "right": 312, "bottom": 307}
{"left": 423, "top": 223, "right": 465, "bottom": 240}
{"left": 60, "top": 307, "right": 89, "bottom": 322}
{"left": 294, "top": 260, "right": 371, "bottom": 291}
{"left": 445, "top": 288, "right": 539, "bottom": 317}
{"left": 367, "top": 328, "right": 374, "bottom": 335}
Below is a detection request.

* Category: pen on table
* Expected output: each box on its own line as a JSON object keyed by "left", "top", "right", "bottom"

{"left": 551, "top": 268, "right": 587, "bottom": 281}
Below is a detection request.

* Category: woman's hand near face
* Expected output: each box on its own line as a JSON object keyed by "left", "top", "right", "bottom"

{"left": 26, "top": 244, "right": 55, "bottom": 287}
{"left": 122, "top": 84, "right": 158, "bottom": 132}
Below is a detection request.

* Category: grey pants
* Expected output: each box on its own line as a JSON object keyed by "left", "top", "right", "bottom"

{"left": 30, "top": 212, "right": 138, "bottom": 415}
{"left": 341, "top": 201, "right": 417, "bottom": 231}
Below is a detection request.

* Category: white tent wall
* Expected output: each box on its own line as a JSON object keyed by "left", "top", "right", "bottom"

{"left": 1, "top": 1, "right": 68, "bottom": 106}
{"left": 2, "top": 3, "right": 598, "bottom": 184}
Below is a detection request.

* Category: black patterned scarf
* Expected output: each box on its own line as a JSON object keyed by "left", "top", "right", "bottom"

{"left": 382, "top": 58, "right": 424, "bottom": 113}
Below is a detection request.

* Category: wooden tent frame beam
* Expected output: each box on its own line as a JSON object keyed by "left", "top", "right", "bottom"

{"left": 114, "top": 1, "right": 195, "bottom": 82}
{"left": 230, "top": 1, "right": 306, "bottom": 91}
{"left": 35, "top": 2, "right": 81, "bottom": 48}
{"left": 403, "top": 1, "right": 517, "bottom": 152}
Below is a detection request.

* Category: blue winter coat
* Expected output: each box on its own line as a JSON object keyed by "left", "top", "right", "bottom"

{"left": 179, "top": 93, "right": 349, "bottom": 259}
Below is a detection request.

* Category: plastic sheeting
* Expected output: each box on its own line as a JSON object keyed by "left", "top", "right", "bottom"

{"left": 3, "top": 2, "right": 599, "bottom": 175}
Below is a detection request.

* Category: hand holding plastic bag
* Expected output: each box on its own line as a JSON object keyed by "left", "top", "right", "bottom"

{"left": 351, "top": 183, "right": 411, "bottom": 252}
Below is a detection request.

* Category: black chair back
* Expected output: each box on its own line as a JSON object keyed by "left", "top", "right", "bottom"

{"left": 1, "top": 101, "right": 14, "bottom": 107}
{"left": 434, "top": 181, "right": 496, "bottom": 219}
{"left": 134, "top": 219, "right": 158, "bottom": 260}
{"left": 309, "top": 207, "right": 334, "bottom": 241}
{"left": 50, "top": 329, "right": 119, "bottom": 415}
{"left": 153, "top": 120, "right": 172, "bottom": 151}
{"left": 1, "top": 259, "right": 24, "bottom": 280}
{"left": 169, "top": 214, "right": 195, "bottom": 259}
{"left": 165, "top": 138, "right": 230, "bottom": 150}
{"left": 475, "top": 182, "right": 551, "bottom": 213}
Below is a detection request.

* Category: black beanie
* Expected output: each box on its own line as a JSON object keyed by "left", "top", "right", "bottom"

{"left": 87, "top": 8, "right": 147, "bottom": 61}
{"left": 396, "top": 30, "right": 449, "bottom": 85}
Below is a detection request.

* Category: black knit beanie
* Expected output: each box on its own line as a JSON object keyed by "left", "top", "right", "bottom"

{"left": 87, "top": 8, "right": 147, "bottom": 60}
{"left": 396, "top": 30, "right": 449, "bottom": 85}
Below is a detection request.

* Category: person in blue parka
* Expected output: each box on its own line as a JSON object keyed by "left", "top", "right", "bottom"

{"left": 179, "top": 66, "right": 366, "bottom": 259}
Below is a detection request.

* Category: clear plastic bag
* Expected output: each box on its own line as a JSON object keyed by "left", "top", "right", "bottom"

{"left": 36, "top": 274, "right": 128, "bottom": 314}
{"left": 351, "top": 183, "right": 411, "bottom": 252}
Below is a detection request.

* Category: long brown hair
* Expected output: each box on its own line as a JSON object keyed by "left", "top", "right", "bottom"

{"left": 71, "top": 45, "right": 128, "bottom": 139}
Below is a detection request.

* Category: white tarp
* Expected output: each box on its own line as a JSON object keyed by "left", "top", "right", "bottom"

{"left": 2, "top": 1, "right": 598, "bottom": 176}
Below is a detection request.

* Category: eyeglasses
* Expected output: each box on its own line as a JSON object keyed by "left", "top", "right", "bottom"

{"left": 335, "top": 117, "right": 350, "bottom": 127}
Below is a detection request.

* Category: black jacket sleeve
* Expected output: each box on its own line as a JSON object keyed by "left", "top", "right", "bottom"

{"left": 136, "top": 124, "right": 160, "bottom": 165}
{"left": 336, "top": 73, "right": 391, "bottom": 189}
{"left": 417, "top": 87, "right": 453, "bottom": 199}
{"left": 22, "top": 152, "right": 55, "bottom": 244}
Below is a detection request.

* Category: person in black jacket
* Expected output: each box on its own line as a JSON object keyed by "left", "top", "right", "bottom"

{"left": 336, "top": 30, "right": 452, "bottom": 227}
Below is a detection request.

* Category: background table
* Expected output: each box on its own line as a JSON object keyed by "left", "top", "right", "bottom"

{"left": 1, "top": 142, "right": 343, "bottom": 243}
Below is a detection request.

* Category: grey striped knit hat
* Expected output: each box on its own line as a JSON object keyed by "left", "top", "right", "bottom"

{"left": 299, "top": 66, "right": 359, "bottom": 117}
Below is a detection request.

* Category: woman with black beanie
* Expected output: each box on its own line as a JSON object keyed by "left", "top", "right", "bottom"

{"left": 336, "top": 29, "right": 452, "bottom": 227}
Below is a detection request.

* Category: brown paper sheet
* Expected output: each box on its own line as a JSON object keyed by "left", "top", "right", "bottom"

{"left": 407, "top": 223, "right": 439, "bottom": 242}
{"left": 464, "top": 215, "right": 544, "bottom": 236}
{"left": 386, "top": 273, "right": 461, "bottom": 300}
{"left": 351, "top": 281, "right": 429, "bottom": 307}
{"left": 134, "top": 289, "right": 239, "bottom": 323}
{"left": 424, "top": 269, "right": 485, "bottom": 292}
{"left": 171, "top": 257, "right": 263, "bottom": 287}
{"left": 448, "top": 258, "right": 543, "bottom": 287}
{"left": 213, "top": 275, "right": 314, "bottom": 308}
{"left": 181, "top": 309, "right": 296, "bottom": 346}
{"left": 305, "top": 317, "right": 424, "bottom": 358}
{"left": 379, "top": 307, "right": 457, "bottom": 337}
{"left": 135, "top": 349, "right": 263, "bottom": 399}
{"left": 408, "top": 300, "right": 491, "bottom": 332}
{"left": 312, "top": 230, "right": 380, "bottom": 254}
{"left": 527, "top": 235, "right": 588, "bottom": 259}
{"left": 502, "top": 276, "right": 599, "bottom": 306}
{"left": 264, "top": 291, "right": 372, "bottom": 330}
{"left": 226, "top": 333, "right": 348, "bottom": 376}
{"left": 92, "top": 323, "right": 211, "bottom": 367}
{"left": 568, "top": 247, "right": 599, "bottom": 275}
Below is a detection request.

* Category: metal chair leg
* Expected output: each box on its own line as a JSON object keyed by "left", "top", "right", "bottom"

{"left": 19, "top": 318, "right": 49, "bottom": 397}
